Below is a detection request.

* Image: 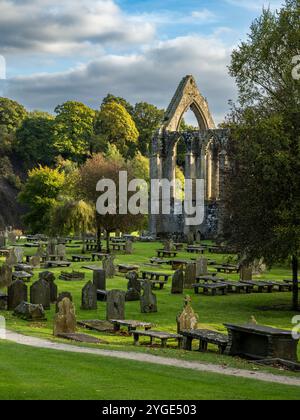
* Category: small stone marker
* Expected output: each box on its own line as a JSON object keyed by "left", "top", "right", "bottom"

{"left": 93, "top": 269, "right": 106, "bottom": 290}
{"left": 187, "top": 232, "right": 194, "bottom": 246}
{"left": 177, "top": 295, "right": 199, "bottom": 333}
{"left": 103, "top": 255, "right": 116, "bottom": 278}
{"left": 184, "top": 263, "right": 196, "bottom": 289}
{"left": 81, "top": 281, "right": 97, "bottom": 310}
{"left": 171, "top": 269, "right": 184, "bottom": 294}
{"left": 30, "top": 279, "right": 51, "bottom": 310}
{"left": 14, "top": 302, "right": 46, "bottom": 321}
{"left": 195, "top": 258, "right": 208, "bottom": 277}
{"left": 0, "top": 264, "right": 12, "bottom": 288}
{"left": 7, "top": 280, "right": 28, "bottom": 310}
{"left": 54, "top": 298, "right": 76, "bottom": 336}
{"left": 57, "top": 244, "right": 66, "bottom": 259}
{"left": 240, "top": 265, "right": 253, "bottom": 281}
{"left": 163, "top": 239, "right": 174, "bottom": 252}
{"left": 14, "top": 247, "right": 24, "bottom": 263}
{"left": 125, "top": 271, "right": 141, "bottom": 301}
{"left": 106, "top": 290, "right": 125, "bottom": 320}
{"left": 30, "top": 255, "right": 41, "bottom": 268}
{"left": 47, "top": 238, "right": 57, "bottom": 256}
{"left": 56, "top": 292, "right": 73, "bottom": 312}
{"left": 140, "top": 280, "right": 157, "bottom": 313}
{"left": 39, "top": 271, "right": 58, "bottom": 303}
{"left": 125, "top": 240, "right": 133, "bottom": 255}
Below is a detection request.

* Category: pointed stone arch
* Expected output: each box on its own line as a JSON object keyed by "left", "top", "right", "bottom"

{"left": 163, "top": 75, "right": 215, "bottom": 132}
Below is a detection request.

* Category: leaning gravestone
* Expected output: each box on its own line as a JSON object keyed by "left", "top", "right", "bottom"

{"left": 0, "top": 264, "right": 13, "bottom": 289}
{"left": 106, "top": 290, "right": 125, "bottom": 320}
{"left": 140, "top": 280, "right": 157, "bottom": 313}
{"left": 81, "top": 281, "right": 97, "bottom": 310}
{"left": 14, "top": 302, "right": 46, "bottom": 321}
{"left": 39, "top": 271, "right": 58, "bottom": 303}
{"left": 103, "top": 255, "right": 116, "bottom": 279}
{"left": 171, "top": 269, "right": 184, "bottom": 294}
{"left": 125, "top": 240, "right": 133, "bottom": 255}
{"left": 6, "top": 249, "right": 18, "bottom": 267}
{"left": 195, "top": 258, "right": 208, "bottom": 277}
{"left": 56, "top": 292, "right": 73, "bottom": 312}
{"left": 184, "top": 263, "right": 196, "bottom": 289}
{"left": 93, "top": 269, "right": 106, "bottom": 290}
{"left": 30, "top": 279, "right": 51, "bottom": 310}
{"left": 177, "top": 296, "right": 199, "bottom": 334}
{"left": 125, "top": 271, "right": 141, "bottom": 301}
{"left": 7, "top": 280, "right": 28, "bottom": 310}
{"left": 54, "top": 298, "right": 76, "bottom": 336}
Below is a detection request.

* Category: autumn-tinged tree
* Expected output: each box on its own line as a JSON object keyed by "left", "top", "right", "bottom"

{"left": 94, "top": 102, "right": 139, "bottom": 158}
{"left": 0, "top": 97, "right": 27, "bottom": 154}
{"left": 53, "top": 101, "right": 95, "bottom": 161}
{"left": 79, "top": 153, "right": 146, "bottom": 252}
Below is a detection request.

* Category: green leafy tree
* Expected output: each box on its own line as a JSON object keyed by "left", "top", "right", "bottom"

{"left": 94, "top": 102, "right": 139, "bottom": 158}
{"left": 132, "top": 102, "right": 164, "bottom": 156}
{"left": 224, "top": 0, "right": 300, "bottom": 310}
{"left": 0, "top": 97, "right": 27, "bottom": 154}
{"left": 18, "top": 166, "right": 65, "bottom": 233}
{"left": 53, "top": 101, "right": 95, "bottom": 161}
{"left": 101, "top": 94, "right": 134, "bottom": 115}
{"left": 15, "top": 111, "right": 55, "bottom": 167}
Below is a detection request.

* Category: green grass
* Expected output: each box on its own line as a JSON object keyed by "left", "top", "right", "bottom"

{"left": 0, "top": 340, "right": 299, "bottom": 400}
{"left": 1, "top": 240, "right": 300, "bottom": 378}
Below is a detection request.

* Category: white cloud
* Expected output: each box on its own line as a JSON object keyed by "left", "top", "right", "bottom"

{"left": 5, "top": 35, "right": 237, "bottom": 124}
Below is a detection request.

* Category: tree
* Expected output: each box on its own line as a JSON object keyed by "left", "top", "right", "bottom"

{"left": 132, "top": 102, "right": 164, "bottom": 156}
{"left": 94, "top": 102, "right": 139, "bottom": 158}
{"left": 53, "top": 101, "right": 95, "bottom": 161}
{"left": 18, "top": 166, "right": 65, "bottom": 233}
{"left": 101, "top": 94, "right": 134, "bottom": 115}
{"left": 79, "top": 153, "right": 145, "bottom": 252}
{"left": 15, "top": 111, "right": 55, "bottom": 167}
{"left": 224, "top": 1, "right": 300, "bottom": 310}
{"left": 0, "top": 97, "right": 27, "bottom": 154}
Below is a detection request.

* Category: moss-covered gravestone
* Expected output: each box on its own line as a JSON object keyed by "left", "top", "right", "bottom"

{"left": 177, "top": 296, "right": 199, "bottom": 334}
{"left": 140, "top": 280, "right": 157, "bottom": 313}
{"left": 8, "top": 280, "right": 28, "bottom": 310}
{"left": 184, "top": 263, "right": 196, "bottom": 289}
{"left": 81, "top": 281, "right": 97, "bottom": 310}
{"left": 171, "top": 269, "right": 184, "bottom": 294}
{"left": 30, "top": 279, "right": 51, "bottom": 310}
{"left": 39, "top": 271, "right": 58, "bottom": 303}
{"left": 54, "top": 298, "right": 76, "bottom": 336}
{"left": 106, "top": 290, "right": 125, "bottom": 320}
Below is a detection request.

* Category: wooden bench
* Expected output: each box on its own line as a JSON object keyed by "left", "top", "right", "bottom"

{"left": 131, "top": 330, "right": 183, "bottom": 348}
{"left": 110, "top": 319, "right": 153, "bottom": 332}
{"left": 156, "top": 250, "right": 178, "bottom": 258}
{"left": 182, "top": 329, "right": 229, "bottom": 354}
{"left": 71, "top": 255, "right": 92, "bottom": 262}
{"left": 192, "top": 283, "right": 228, "bottom": 296}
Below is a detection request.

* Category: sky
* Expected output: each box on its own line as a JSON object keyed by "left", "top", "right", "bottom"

{"left": 0, "top": 0, "right": 285, "bottom": 124}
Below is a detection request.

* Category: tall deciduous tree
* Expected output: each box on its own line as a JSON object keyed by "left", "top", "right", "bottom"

{"left": 0, "top": 97, "right": 27, "bottom": 154}
{"left": 53, "top": 101, "right": 95, "bottom": 161}
{"left": 224, "top": 0, "right": 300, "bottom": 310}
{"left": 94, "top": 102, "right": 139, "bottom": 158}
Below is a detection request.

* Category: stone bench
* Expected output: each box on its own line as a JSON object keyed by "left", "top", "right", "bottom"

{"left": 223, "top": 281, "right": 254, "bottom": 294}
{"left": 156, "top": 250, "right": 178, "bottom": 258}
{"left": 110, "top": 319, "right": 153, "bottom": 332}
{"left": 131, "top": 330, "right": 183, "bottom": 348}
{"left": 92, "top": 253, "right": 109, "bottom": 261}
{"left": 182, "top": 329, "right": 229, "bottom": 354}
{"left": 240, "top": 281, "right": 274, "bottom": 293}
{"left": 86, "top": 244, "right": 98, "bottom": 252}
{"left": 12, "top": 271, "right": 33, "bottom": 283}
{"left": 118, "top": 264, "right": 139, "bottom": 274}
{"left": 71, "top": 255, "right": 92, "bottom": 262}
{"left": 111, "top": 244, "right": 126, "bottom": 252}
{"left": 192, "top": 283, "right": 228, "bottom": 296}
{"left": 45, "top": 261, "right": 72, "bottom": 268}
{"left": 186, "top": 247, "right": 205, "bottom": 254}
{"left": 215, "top": 265, "right": 238, "bottom": 274}
{"left": 140, "top": 271, "right": 171, "bottom": 282}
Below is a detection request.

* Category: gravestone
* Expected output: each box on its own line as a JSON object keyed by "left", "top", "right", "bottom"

{"left": 7, "top": 280, "right": 28, "bottom": 310}
{"left": 14, "top": 247, "right": 24, "bottom": 263}
{"left": 196, "top": 231, "right": 201, "bottom": 243}
{"left": 125, "top": 271, "right": 141, "bottom": 301}
{"left": 0, "top": 264, "right": 12, "bottom": 288}
{"left": 140, "top": 280, "right": 157, "bottom": 313}
{"left": 184, "top": 263, "right": 196, "bottom": 289}
{"left": 6, "top": 249, "right": 18, "bottom": 267}
{"left": 187, "top": 232, "right": 194, "bottom": 246}
{"left": 0, "top": 232, "right": 7, "bottom": 248}
{"left": 30, "top": 255, "right": 41, "bottom": 268}
{"left": 36, "top": 244, "right": 45, "bottom": 258}
{"left": 125, "top": 240, "right": 133, "bottom": 255}
{"left": 14, "top": 302, "right": 46, "bottom": 321}
{"left": 93, "top": 269, "right": 106, "bottom": 290}
{"left": 39, "top": 271, "right": 58, "bottom": 303}
{"left": 177, "top": 296, "right": 199, "bottom": 333}
{"left": 56, "top": 292, "right": 73, "bottom": 312}
{"left": 103, "top": 255, "right": 116, "bottom": 278}
{"left": 195, "top": 258, "right": 208, "bottom": 277}
{"left": 8, "top": 231, "right": 17, "bottom": 244}
{"left": 171, "top": 269, "right": 184, "bottom": 294}
{"left": 106, "top": 290, "right": 125, "bottom": 320}
{"left": 53, "top": 298, "right": 76, "bottom": 336}
{"left": 239, "top": 265, "right": 253, "bottom": 281}
{"left": 47, "top": 238, "right": 57, "bottom": 256}
{"left": 81, "top": 281, "right": 97, "bottom": 310}
{"left": 163, "top": 239, "right": 174, "bottom": 252}
{"left": 30, "top": 279, "right": 51, "bottom": 310}
{"left": 57, "top": 244, "right": 66, "bottom": 259}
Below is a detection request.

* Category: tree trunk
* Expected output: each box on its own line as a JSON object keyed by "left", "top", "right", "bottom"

{"left": 96, "top": 224, "right": 102, "bottom": 252}
{"left": 292, "top": 255, "right": 299, "bottom": 311}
